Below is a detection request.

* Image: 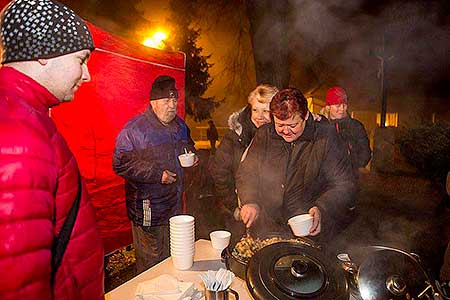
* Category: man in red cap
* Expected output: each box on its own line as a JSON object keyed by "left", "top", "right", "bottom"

{"left": 323, "top": 86, "right": 371, "bottom": 177}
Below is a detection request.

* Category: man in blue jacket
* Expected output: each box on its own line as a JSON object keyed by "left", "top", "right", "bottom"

{"left": 113, "top": 75, "right": 198, "bottom": 273}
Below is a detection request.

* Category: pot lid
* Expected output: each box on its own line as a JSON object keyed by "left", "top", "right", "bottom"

{"left": 246, "top": 242, "right": 349, "bottom": 300}
{"left": 357, "top": 246, "right": 432, "bottom": 300}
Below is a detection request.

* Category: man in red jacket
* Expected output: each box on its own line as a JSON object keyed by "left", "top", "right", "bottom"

{"left": 0, "top": 1, "right": 104, "bottom": 300}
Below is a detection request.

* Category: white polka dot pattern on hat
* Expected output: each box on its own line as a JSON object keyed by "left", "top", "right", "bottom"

{"left": 0, "top": 0, "right": 94, "bottom": 64}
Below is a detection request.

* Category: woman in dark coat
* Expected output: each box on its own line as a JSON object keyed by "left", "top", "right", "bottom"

{"left": 236, "top": 88, "right": 356, "bottom": 243}
{"left": 209, "top": 84, "right": 278, "bottom": 237}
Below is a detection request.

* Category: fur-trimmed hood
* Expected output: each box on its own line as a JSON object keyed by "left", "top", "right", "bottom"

{"left": 228, "top": 107, "right": 246, "bottom": 136}
{"left": 227, "top": 105, "right": 256, "bottom": 148}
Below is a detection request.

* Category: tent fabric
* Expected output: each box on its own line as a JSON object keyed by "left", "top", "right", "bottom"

{"left": 50, "top": 23, "right": 186, "bottom": 254}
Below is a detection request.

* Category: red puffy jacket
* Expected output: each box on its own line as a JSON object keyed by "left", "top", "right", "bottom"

{"left": 0, "top": 67, "right": 104, "bottom": 300}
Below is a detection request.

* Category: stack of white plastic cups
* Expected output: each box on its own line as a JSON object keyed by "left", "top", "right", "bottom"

{"left": 169, "top": 215, "right": 195, "bottom": 270}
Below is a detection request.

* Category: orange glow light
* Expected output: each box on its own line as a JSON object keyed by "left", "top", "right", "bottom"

{"left": 143, "top": 31, "right": 168, "bottom": 49}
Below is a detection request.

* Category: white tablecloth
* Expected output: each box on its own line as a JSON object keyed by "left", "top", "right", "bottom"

{"left": 105, "top": 239, "right": 252, "bottom": 300}
{"left": 105, "top": 239, "right": 357, "bottom": 300}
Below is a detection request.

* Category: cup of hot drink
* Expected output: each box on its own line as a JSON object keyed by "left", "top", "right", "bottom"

{"left": 178, "top": 152, "right": 195, "bottom": 167}
{"left": 288, "top": 214, "right": 313, "bottom": 237}
{"left": 210, "top": 230, "right": 231, "bottom": 251}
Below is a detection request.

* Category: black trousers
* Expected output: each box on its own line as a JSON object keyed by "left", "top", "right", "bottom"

{"left": 132, "top": 223, "right": 169, "bottom": 274}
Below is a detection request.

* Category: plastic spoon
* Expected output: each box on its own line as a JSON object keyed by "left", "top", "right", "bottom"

{"left": 215, "top": 269, "right": 226, "bottom": 290}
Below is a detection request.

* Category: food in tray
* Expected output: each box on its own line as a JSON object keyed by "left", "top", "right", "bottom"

{"left": 232, "top": 236, "right": 299, "bottom": 262}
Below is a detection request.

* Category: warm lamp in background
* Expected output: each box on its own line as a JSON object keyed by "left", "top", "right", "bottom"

{"left": 143, "top": 31, "right": 168, "bottom": 49}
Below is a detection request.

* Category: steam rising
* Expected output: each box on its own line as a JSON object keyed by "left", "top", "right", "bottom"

{"left": 255, "top": 0, "right": 449, "bottom": 109}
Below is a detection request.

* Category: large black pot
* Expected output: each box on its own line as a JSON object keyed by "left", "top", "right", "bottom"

{"left": 221, "top": 234, "right": 319, "bottom": 280}
{"left": 342, "top": 246, "right": 445, "bottom": 300}
{"left": 221, "top": 242, "right": 248, "bottom": 280}
{"left": 246, "top": 242, "right": 349, "bottom": 300}
{"left": 221, "top": 236, "right": 349, "bottom": 300}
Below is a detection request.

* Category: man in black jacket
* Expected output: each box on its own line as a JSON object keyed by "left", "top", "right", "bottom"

{"left": 323, "top": 86, "right": 371, "bottom": 177}
{"left": 236, "top": 88, "right": 356, "bottom": 242}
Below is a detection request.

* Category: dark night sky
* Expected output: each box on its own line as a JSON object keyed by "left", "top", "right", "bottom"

{"left": 348, "top": 0, "right": 449, "bottom": 99}
{"left": 63, "top": 0, "right": 449, "bottom": 113}
{"left": 284, "top": 0, "right": 449, "bottom": 113}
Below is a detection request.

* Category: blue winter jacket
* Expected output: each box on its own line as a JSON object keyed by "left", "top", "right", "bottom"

{"left": 113, "top": 107, "right": 196, "bottom": 227}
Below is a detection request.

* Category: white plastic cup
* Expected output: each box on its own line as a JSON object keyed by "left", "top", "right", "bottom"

{"left": 170, "top": 239, "right": 195, "bottom": 247}
{"left": 169, "top": 232, "right": 195, "bottom": 239}
{"left": 170, "top": 224, "right": 194, "bottom": 229}
{"left": 288, "top": 214, "right": 314, "bottom": 237}
{"left": 170, "top": 238, "right": 195, "bottom": 247}
{"left": 178, "top": 153, "right": 195, "bottom": 167}
{"left": 171, "top": 248, "right": 194, "bottom": 255}
{"left": 210, "top": 230, "right": 231, "bottom": 250}
{"left": 170, "top": 239, "right": 194, "bottom": 246}
{"left": 169, "top": 216, "right": 195, "bottom": 238}
{"left": 170, "top": 241, "right": 194, "bottom": 249}
{"left": 170, "top": 230, "right": 194, "bottom": 238}
{"left": 169, "top": 227, "right": 195, "bottom": 233}
{"left": 170, "top": 230, "right": 195, "bottom": 250}
{"left": 172, "top": 254, "right": 194, "bottom": 270}
{"left": 170, "top": 248, "right": 195, "bottom": 256}
{"left": 169, "top": 215, "right": 195, "bottom": 225}
{"left": 170, "top": 234, "right": 194, "bottom": 240}
{"left": 170, "top": 221, "right": 194, "bottom": 226}
{"left": 170, "top": 243, "right": 195, "bottom": 250}
{"left": 169, "top": 223, "right": 195, "bottom": 229}
{"left": 169, "top": 225, "right": 194, "bottom": 229}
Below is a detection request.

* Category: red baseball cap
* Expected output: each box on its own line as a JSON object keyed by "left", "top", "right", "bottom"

{"left": 326, "top": 86, "right": 348, "bottom": 106}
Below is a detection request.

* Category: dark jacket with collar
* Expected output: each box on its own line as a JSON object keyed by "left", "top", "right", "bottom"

{"left": 236, "top": 115, "right": 356, "bottom": 234}
{"left": 113, "top": 107, "right": 195, "bottom": 227}
{"left": 330, "top": 116, "right": 371, "bottom": 175}
{"left": 210, "top": 106, "right": 256, "bottom": 198}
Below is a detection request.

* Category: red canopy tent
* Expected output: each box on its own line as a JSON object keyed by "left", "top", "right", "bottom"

{"left": 51, "top": 23, "right": 185, "bottom": 254}
{"left": 51, "top": 23, "right": 186, "bottom": 254}
{"left": 0, "top": 0, "right": 186, "bottom": 254}
{"left": 0, "top": 12, "right": 186, "bottom": 253}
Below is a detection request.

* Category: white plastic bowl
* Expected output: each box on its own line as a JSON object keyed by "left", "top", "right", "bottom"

{"left": 169, "top": 215, "right": 195, "bottom": 225}
{"left": 170, "top": 227, "right": 194, "bottom": 233}
{"left": 170, "top": 245, "right": 195, "bottom": 253}
{"left": 170, "top": 238, "right": 194, "bottom": 244}
{"left": 288, "top": 214, "right": 313, "bottom": 237}
{"left": 170, "top": 246, "right": 195, "bottom": 254}
{"left": 210, "top": 230, "right": 231, "bottom": 250}
{"left": 178, "top": 153, "right": 195, "bottom": 167}
{"left": 172, "top": 254, "right": 194, "bottom": 270}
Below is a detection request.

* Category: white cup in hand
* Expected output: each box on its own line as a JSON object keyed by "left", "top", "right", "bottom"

{"left": 178, "top": 153, "right": 195, "bottom": 167}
